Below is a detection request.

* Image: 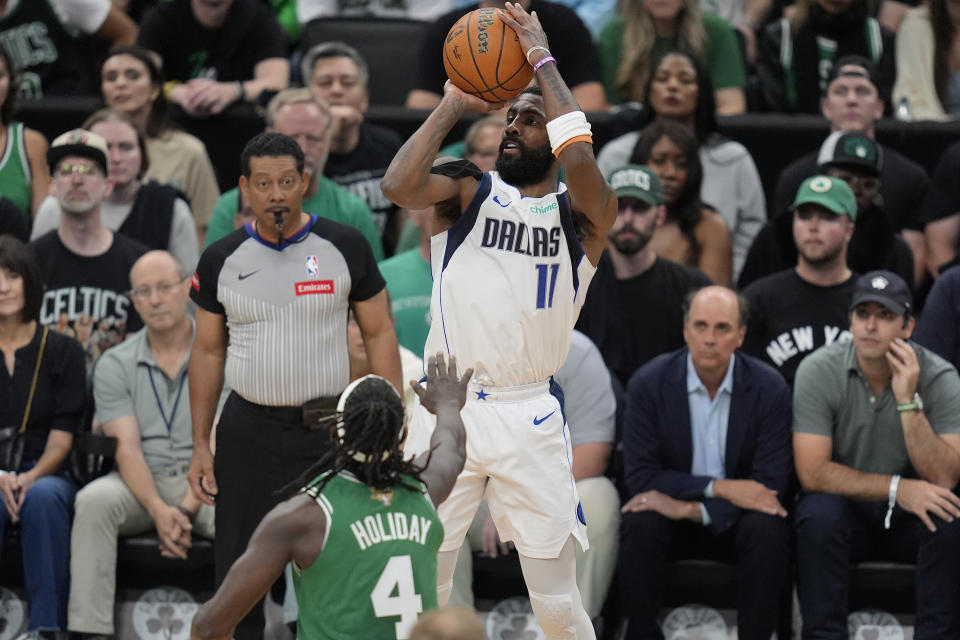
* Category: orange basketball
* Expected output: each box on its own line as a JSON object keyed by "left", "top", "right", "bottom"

{"left": 443, "top": 7, "right": 535, "bottom": 103}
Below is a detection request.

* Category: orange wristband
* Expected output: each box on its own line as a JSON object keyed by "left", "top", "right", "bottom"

{"left": 553, "top": 134, "right": 593, "bottom": 157}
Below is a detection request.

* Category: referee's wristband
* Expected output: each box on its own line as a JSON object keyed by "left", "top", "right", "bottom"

{"left": 883, "top": 474, "right": 900, "bottom": 530}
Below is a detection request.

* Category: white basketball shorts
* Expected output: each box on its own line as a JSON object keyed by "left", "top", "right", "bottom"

{"left": 404, "top": 379, "right": 589, "bottom": 559}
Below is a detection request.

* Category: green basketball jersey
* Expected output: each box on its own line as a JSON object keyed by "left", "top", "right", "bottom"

{"left": 0, "top": 122, "right": 33, "bottom": 219}
{"left": 293, "top": 472, "right": 444, "bottom": 640}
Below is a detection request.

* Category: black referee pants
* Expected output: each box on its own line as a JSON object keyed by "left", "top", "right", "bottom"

{"left": 214, "top": 391, "right": 333, "bottom": 640}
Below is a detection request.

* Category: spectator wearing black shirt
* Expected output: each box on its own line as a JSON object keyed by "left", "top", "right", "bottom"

{"left": 577, "top": 164, "right": 711, "bottom": 387}
{"left": 31, "top": 129, "right": 147, "bottom": 371}
{"left": 769, "top": 56, "right": 929, "bottom": 273}
{"left": 915, "top": 265, "right": 960, "bottom": 369}
{"left": 405, "top": 0, "right": 609, "bottom": 112}
{"left": 757, "top": 0, "right": 895, "bottom": 114}
{"left": 138, "top": 0, "right": 289, "bottom": 118}
{"left": 302, "top": 41, "right": 404, "bottom": 254}
{"left": 742, "top": 175, "right": 857, "bottom": 386}
{"left": 741, "top": 132, "right": 914, "bottom": 293}
{"left": 0, "top": 0, "right": 136, "bottom": 98}
{"left": 922, "top": 141, "right": 960, "bottom": 278}
{"left": 0, "top": 235, "right": 86, "bottom": 638}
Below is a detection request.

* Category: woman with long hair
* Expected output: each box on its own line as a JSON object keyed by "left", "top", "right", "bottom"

{"left": 30, "top": 109, "right": 200, "bottom": 272}
{"left": 100, "top": 45, "right": 220, "bottom": 234}
{"left": 630, "top": 119, "right": 733, "bottom": 285}
{"left": 596, "top": 0, "right": 747, "bottom": 114}
{"left": 598, "top": 50, "right": 764, "bottom": 278}
{"left": 0, "top": 45, "right": 50, "bottom": 220}
{"left": 892, "top": 0, "right": 960, "bottom": 121}
{"left": 0, "top": 235, "right": 86, "bottom": 638}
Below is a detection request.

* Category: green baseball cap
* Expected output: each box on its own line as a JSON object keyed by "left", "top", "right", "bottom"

{"left": 792, "top": 175, "right": 857, "bottom": 221}
{"left": 608, "top": 164, "right": 663, "bottom": 207}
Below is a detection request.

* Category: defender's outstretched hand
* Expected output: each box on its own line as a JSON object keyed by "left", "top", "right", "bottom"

{"left": 411, "top": 353, "right": 473, "bottom": 415}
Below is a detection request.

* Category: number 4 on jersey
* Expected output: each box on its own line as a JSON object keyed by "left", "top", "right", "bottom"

{"left": 536, "top": 263, "right": 559, "bottom": 309}
{"left": 371, "top": 555, "right": 423, "bottom": 639}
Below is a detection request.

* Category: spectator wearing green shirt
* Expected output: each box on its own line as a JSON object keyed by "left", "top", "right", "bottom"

{"left": 379, "top": 206, "right": 433, "bottom": 357}
{"left": 204, "top": 89, "right": 383, "bottom": 259}
{"left": 596, "top": 0, "right": 747, "bottom": 114}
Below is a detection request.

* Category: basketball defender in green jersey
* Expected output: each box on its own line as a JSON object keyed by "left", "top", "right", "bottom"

{"left": 191, "top": 353, "right": 473, "bottom": 640}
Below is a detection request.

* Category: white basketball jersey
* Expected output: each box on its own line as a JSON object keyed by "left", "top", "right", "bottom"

{"left": 424, "top": 172, "right": 596, "bottom": 387}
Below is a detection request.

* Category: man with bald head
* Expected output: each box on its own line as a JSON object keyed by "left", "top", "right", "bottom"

{"left": 67, "top": 250, "right": 214, "bottom": 639}
{"left": 619, "top": 286, "right": 793, "bottom": 639}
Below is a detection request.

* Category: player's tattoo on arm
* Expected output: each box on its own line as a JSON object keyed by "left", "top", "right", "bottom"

{"left": 539, "top": 65, "right": 578, "bottom": 112}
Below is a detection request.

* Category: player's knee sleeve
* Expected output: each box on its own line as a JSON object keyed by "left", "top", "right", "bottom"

{"left": 436, "top": 580, "right": 453, "bottom": 608}
{"left": 528, "top": 589, "right": 576, "bottom": 639}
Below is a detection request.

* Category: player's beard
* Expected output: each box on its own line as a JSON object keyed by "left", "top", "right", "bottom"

{"left": 495, "top": 138, "right": 554, "bottom": 187}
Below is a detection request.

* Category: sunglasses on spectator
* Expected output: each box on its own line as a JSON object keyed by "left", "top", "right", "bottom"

{"left": 55, "top": 163, "right": 102, "bottom": 178}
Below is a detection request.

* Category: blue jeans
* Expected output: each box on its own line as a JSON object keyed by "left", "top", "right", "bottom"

{"left": 795, "top": 492, "right": 960, "bottom": 640}
{"left": 0, "top": 471, "right": 77, "bottom": 632}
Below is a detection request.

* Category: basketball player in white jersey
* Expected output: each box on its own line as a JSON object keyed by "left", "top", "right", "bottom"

{"left": 381, "top": 4, "right": 617, "bottom": 638}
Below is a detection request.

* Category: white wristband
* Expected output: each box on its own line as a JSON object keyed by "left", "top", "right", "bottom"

{"left": 545, "top": 110, "right": 592, "bottom": 155}
{"left": 525, "top": 45, "right": 551, "bottom": 63}
{"left": 884, "top": 474, "right": 900, "bottom": 529}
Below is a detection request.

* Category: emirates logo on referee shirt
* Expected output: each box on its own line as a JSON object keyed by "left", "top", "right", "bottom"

{"left": 295, "top": 281, "right": 335, "bottom": 295}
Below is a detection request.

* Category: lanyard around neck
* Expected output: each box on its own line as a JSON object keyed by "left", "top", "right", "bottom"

{"left": 146, "top": 366, "right": 187, "bottom": 435}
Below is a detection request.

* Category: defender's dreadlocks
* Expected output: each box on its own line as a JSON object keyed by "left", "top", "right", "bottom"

{"left": 282, "top": 377, "right": 430, "bottom": 498}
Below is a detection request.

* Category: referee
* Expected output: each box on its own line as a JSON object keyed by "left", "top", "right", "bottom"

{"left": 186, "top": 132, "right": 402, "bottom": 639}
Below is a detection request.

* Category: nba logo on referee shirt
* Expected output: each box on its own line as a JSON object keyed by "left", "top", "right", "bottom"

{"left": 296, "top": 255, "right": 334, "bottom": 295}
{"left": 306, "top": 255, "right": 320, "bottom": 278}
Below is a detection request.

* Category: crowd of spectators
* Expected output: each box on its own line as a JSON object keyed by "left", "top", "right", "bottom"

{"left": 1, "top": 0, "right": 960, "bottom": 638}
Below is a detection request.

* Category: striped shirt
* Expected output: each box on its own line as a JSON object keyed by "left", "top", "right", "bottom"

{"left": 191, "top": 215, "right": 384, "bottom": 406}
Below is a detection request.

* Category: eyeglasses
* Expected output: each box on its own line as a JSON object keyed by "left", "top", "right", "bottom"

{"left": 55, "top": 163, "right": 100, "bottom": 178}
{"left": 129, "top": 277, "right": 187, "bottom": 301}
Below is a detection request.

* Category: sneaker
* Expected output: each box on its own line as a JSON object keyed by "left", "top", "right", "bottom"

{"left": 14, "top": 632, "right": 65, "bottom": 640}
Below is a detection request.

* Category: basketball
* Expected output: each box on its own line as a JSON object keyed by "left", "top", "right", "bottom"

{"left": 443, "top": 7, "right": 535, "bottom": 103}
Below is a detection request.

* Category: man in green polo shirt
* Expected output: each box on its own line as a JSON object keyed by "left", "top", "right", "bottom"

{"left": 203, "top": 89, "right": 383, "bottom": 260}
{"left": 793, "top": 270, "right": 960, "bottom": 639}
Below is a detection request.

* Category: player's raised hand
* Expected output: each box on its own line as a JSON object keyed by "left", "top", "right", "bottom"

{"left": 442, "top": 80, "right": 506, "bottom": 114}
{"left": 499, "top": 2, "right": 550, "bottom": 65}
{"left": 412, "top": 352, "right": 473, "bottom": 415}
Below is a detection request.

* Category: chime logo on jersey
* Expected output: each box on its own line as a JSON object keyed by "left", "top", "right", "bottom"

{"left": 306, "top": 255, "right": 320, "bottom": 278}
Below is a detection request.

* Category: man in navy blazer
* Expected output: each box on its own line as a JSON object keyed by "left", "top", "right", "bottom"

{"left": 619, "top": 286, "right": 793, "bottom": 640}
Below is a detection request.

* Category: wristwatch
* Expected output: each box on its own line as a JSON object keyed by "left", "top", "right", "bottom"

{"left": 896, "top": 392, "right": 923, "bottom": 413}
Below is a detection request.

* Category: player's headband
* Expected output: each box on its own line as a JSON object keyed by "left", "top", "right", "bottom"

{"left": 335, "top": 375, "right": 404, "bottom": 463}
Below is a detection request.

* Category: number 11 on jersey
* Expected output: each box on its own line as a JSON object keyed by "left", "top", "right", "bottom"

{"left": 536, "top": 263, "right": 559, "bottom": 309}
